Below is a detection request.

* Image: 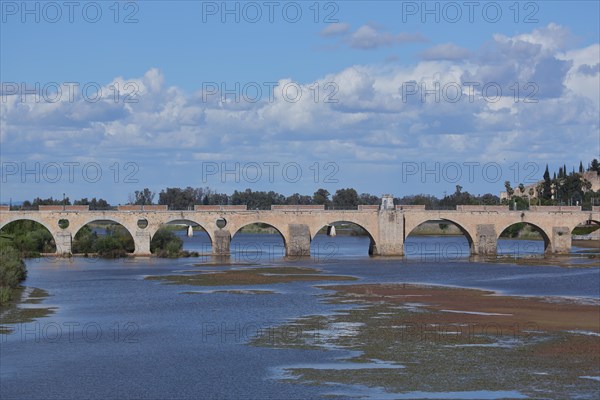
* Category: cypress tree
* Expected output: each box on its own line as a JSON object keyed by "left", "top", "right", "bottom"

{"left": 542, "top": 165, "right": 552, "bottom": 200}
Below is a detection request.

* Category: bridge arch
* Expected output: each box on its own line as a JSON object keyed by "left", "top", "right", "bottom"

{"left": 0, "top": 218, "right": 58, "bottom": 254}
{"left": 311, "top": 220, "right": 378, "bottom": 256}
{"left": 496, "top": 221, "right": 551, "bottom": 254}
{"left": 230, "top": 221, "right": 288, "bottom": 260}
{"left": 72, "top": 218, "right": 135, "bottom": 239}
{"left": 230, "top": 220, "right": 288, "bottom": 240}
{"left": 0, "top": 216, "right": 57, "bottom": 236}
{"left": 571, "top": 218, "right": 600, "bottom": 229}
{"left": 72, "top": 219, "right": 136, "bottom": 255}
{"left": 70, "top": 215, "right": 135, "bottom": 237}
{"left": 152, "top": 219, "right": 214, "bottom": 242}
{"left": 151, "top": 218, "right": 214, "bottom": 254}
{"left": 569, "top": 218, "right": 600, "bottom": 245}
{"left": 405, "top": 217, "right": 475, "bottom": 253}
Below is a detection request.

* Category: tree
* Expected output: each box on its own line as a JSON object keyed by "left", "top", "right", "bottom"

{"left": 358, "top": 193, "right": 380, "bottom": 205}
{"left": 332, "top": 188, "right": 359, "bottom": 209}
{"left": 205, "top": 192, "right": 228, "bottom": 205}
{"left": 0, "top": 245, "right": 27, "bottom": 288}
{"left": 129, "top": 188, "right": 155, "bottom": 205}
{"left": 579, "top": 161, "right": 584, "bottom": 173}
{"left": 158, "top": 187, "right": 204, "bottom": 210}
{"left": 150, "top": 228, "right": 183, "bottom": 257}
{"left": 396, "top": 194, "right": 439, "bottom": 209}
{"left": 542, "top": 165, "right": 552, "bottom": 200}
{"left": 30, "top": 197, "right": 70, "bottom": 207}
{"left": 518, "top": 183, "right": 525, "bottom": 194}
{"left": 439, "top": 186, "right": 478, "bottom": 208}
{"left": 74, "top": 197, "right": 111, "bottom": 210}
{"left": 312, "top": 189, "right": 331, "bottom": 207}
{"left": 231, "top": 189, "right": 285, "bottom": 210}
{"left": 0, "top": 244, "right": 27, "bottom": 304}
{"left": 591, "top": 159, "right": 600, "bottom": 174}
{"left": 504, "top": 181, "right": 514, "bottom": 197}
{"left": 72, "top": 225, "right": 97, "bottom": 254}
{"left": 479, "top": 193, "right": 500, "bottom": 205}
{"left": 285, "top": 193, "right": 312, "bottom": 205}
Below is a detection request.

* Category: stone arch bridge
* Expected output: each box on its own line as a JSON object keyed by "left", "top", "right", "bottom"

{"left": 1, "top": 205, "right": 598, "bottom": 257}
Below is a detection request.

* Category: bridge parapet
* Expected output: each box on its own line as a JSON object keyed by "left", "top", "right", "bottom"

{"left": 194, "top": 205, "right": 247, "bottom": 211}
{"left": 117, "top": 205, "right": 168, "bottom": 211}
{"left": 395, "top": 205, "right": 426, "bottom": 210}
{"left": 38, "top": 205, "right": 90, "bottom": 211}
{"left": 358, "top": 205, "right": 379, "bottom": 211}
{"left": 0, "top": 206, "right": 9, "bottom": 212}
{"left": 455, "top": 205, "right": 509, "bottom": 212}
{"left": 271, "top": 205, "right": 325, "bottom": 211}
{"left": 529, "top": 206, "right": 582, "bottom": 212}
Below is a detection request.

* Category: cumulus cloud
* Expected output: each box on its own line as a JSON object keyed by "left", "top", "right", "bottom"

{"left": 578, "top": 63, "right": 599, "bottom": 76}
{"left": 319, "top": 22, "right": 426, "bottom": 50}
{"left": 319, "top": 23, "right": 350, "bottom": 37}
{"left": 420, "top": 43, "right": 470, "bottom": 61}
{"left": 495, "top": 23, "right": 577, "bottom": 52}
{"left": 1, "top": 24, "right": 598, "bottom": 190}
{"left": 348, "top": 24, "right": 426, "bottom": 49}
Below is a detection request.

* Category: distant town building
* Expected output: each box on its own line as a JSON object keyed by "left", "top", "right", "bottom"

{"left": 499, "top": 171, "right": 600, "bottom": 201}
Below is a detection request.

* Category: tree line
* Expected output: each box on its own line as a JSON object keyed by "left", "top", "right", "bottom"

{"left": 11, "top": 159, "right": 599, "bottom": 211}
{"left": 120, "top": 186, "right": 502, "bottom": 210}
{"left": 8, "top": 187, "right": 507, "bottom": 210}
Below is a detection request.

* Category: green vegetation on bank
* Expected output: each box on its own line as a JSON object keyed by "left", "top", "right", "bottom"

{"left": 499, "top": 222, "right": 543, "bottom": 239}
{"left": 72, "top": 224, "right": 135, "bottom": 258}
{"left": 572, "top": 225, "right": 600, "bottom": 235}
{"left": 0, "top": 220, "right": 55, "bottom": 256}
{"left": 150, "top": 228, "right": 200, "bottom": 258}
{"left": 0, "top": 223, "right": 54, "bottom": 327}
{"left": 0, "top": 245, "right": 27, "bottom": 305}
{"left": 0, "top": 220, "right": 200, "bottom": 259}
{"left": 73, "top": 225, "right": 198, "bottom": 258}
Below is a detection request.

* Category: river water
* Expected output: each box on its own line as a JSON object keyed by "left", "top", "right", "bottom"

{"left": 1, "top": 234, "right": 599, "bottom": 399}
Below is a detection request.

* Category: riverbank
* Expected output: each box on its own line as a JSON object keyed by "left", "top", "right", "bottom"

{"left": 573, "top": 239, "right": 600, "bottom": 249}
{"left": 252, "top": 283, "right": 600, "bottom": 399}
{"left": 0, "top": 287, "right": 54, "bottom": 334}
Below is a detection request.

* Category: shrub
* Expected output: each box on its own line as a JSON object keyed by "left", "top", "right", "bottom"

{"left": 0, "top": 287, "right": 12, "bottom": 303}
{"left": 0, "top": 245, "right": 27, "bottom": 288}
{"left": 151, "top": 228, "right": 183, "bottom": 257}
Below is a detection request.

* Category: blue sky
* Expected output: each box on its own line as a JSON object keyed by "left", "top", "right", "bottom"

{"left": 1, "top": 1, "right": 599, "bottom": 203}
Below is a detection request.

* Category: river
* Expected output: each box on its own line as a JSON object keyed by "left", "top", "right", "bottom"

{"left": 1, "top": 234, "right": 599, "bottom": 399}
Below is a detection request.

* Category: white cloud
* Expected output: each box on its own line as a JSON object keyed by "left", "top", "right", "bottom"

{"left": 420, "top": 43, "right": 470, "bottom": 61}
{"left": 319, "top": 23, "right": 350, "bottom": 37}
{"left": 1, "top": 24, "right": 598, "bottom": 198}
{"left": 494, "top": 23, "right": 576, "bottom": 52}
{"left": 318, "top": 22, "right": 426, "bottom": 50}
{"left": 348, "top": 24, "right": 426, "bottom": 49}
